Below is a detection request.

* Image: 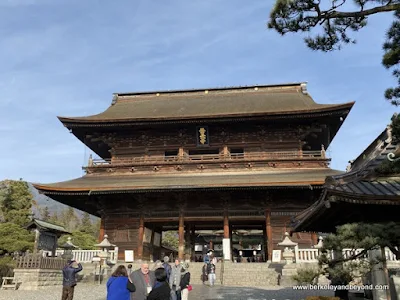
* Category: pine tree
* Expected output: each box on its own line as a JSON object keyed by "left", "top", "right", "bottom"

{"left": 162, "top": 231, "right": 179, "bottom": 250}
{"left": 79, "top": 212, "right": 93, "bottom": 234}
{"left": 0, "top": 180, "right": 33, "bottom": 226}
{"left": 0, "top": 223, "right": 34, "bottom": 254}
{"left": 268, "top": 1, "right": 400, "bottom": 104}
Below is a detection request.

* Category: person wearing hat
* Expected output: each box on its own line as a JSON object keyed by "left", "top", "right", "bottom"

{"left": 61, "top": 259, "right": 82, "bottom": 300}
{"left": 179, "top": 263, "right": 191, "bottom": 300}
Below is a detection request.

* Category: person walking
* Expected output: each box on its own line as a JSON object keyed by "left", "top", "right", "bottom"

{"left": 106, "top": 265, "right": 136, "bottom": 300}
{"left": 179, "top": 263, "right": 191, "bottom": 300}
{"left": 147, "top": 268, "right": 171, "bottom": 300}
{"left": 61, "top": 259, "right": 82, "bottom": 300}
{"left": 201, "top": 263, "right": 207, "bottom": 285}
{"left": 169, "top": 259, "right": 182, "bottom": 300}
{"left": 162, "top": 256, "right": 172, "bottom": 281}
{"left": 129, "top": 262, "right": 156, "bottom": 300}
{"left": 207, "top": 261, "right": 216, "bottom": 287}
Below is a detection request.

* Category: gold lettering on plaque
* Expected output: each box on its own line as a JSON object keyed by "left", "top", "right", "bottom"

{"left": 199, "top": 127, "right": 207, "bottom": 145}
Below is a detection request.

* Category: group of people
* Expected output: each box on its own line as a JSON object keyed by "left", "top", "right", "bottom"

{"left": 61, "top": 257, "right": 191, "bottom": 300}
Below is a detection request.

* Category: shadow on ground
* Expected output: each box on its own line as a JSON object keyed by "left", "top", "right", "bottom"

{"left": 199, "top": 285, "right": 333, "bottom": 300}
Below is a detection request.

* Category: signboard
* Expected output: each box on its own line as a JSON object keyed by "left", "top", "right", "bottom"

{"left": 272, "top": 250, "right": 282, "bottom": 263}
{"left": 124, "top": 250, "right": 134, "bottom": 262}
{"left": 196, "top": 126, "right": 209, "bottom": 147}
{"left": 194, "top": 245, "right": 203, "bottom": 252}
{"left": 38, "top": 232, "right": 57, "bottom": 251}
{"left": 153, "top": 232, "right": 161, "bottom": 247}
{"left": 143, "top": 228, "right": 152, "bottom": 244}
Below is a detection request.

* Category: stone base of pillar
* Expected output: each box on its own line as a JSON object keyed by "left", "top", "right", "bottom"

{"left": 222, "top": 238, "right": 231, "bottom": 261}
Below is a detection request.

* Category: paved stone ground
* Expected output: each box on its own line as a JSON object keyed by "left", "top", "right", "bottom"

{"left": 0, "top": 284, "right": 333, "bottom": 300}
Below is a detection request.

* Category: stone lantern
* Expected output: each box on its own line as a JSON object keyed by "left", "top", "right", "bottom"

{"left": 60, "top": 237, "right": 77, "bottom": 260}
{"left": 94, "top": 234, "right": 116, "bottom": 266}
{"left": 278, "top": 232, "right": 298, "bottom": 264}
{"left": 314, "top": 236, "right": 323, "bottom": 250}
{"left": 93, "top": 234, "right": 116, "bottom": 284}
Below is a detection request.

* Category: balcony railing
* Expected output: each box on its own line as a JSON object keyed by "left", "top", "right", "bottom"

{"left": 88, "top": 150, "right": 327, "bottom": 167}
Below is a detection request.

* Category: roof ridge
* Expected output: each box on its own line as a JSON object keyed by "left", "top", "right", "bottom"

{"left": 113, "top": 82, "right": 307, "bottom": 99}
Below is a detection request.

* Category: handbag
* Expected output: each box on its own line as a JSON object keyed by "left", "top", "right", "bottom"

{"left": 187, "top": 285, "right": 192, "bottom": 291}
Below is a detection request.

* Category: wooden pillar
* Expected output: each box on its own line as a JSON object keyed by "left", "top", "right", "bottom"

{"left": 178, "top": 213, "right": 184, "bottom": 260}
{"left": 229, "top": 224, "right": 233, "bottom": 261}
{"left": 223, "top": 212, "right": 229, "bottom": 239}
{"left": 263, "top": 228, "right": 267, "bottom": 262}
{"left": 99, "top": 217, "right": 105, "bottom": 242}
{"left": 265, "top": 209, "right": 273, "bottom": 261}
{"left": 209, "top": 240, "right": 213, "bottom": 250}
{"left": 184, "top": 223, "right": 191, "bottom": 260}
{"left": 138, "top": 215, "right": 144, "bottom": 260}
{"left": 311, "top": 232, "right": 318, "bottom": 246}
{"left": 190, "top": 225, "right": 196, "bottom": 261}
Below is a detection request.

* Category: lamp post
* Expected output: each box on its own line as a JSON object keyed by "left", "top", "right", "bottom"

{"left": 60, "top": 237, "right": 77, "bottom": 261}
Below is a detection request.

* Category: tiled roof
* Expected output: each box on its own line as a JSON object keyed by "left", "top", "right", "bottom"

{"left": 331, "top": 179, "right": 400, "bottom": 197}
{"left": 33, "top": 168, "right": 343, "bottom": 194}
{"left": 27, "top": 219, "right": 70, "bottom": 234}
{"left": 292, "top": 121, "right": 400, "bottom": 233}
{"left": 58, "top": 83, "right": 354, "bottom": 124}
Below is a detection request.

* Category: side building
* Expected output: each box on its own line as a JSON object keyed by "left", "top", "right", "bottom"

{"left": 33, "top": 82, "right": 353, "bottom": 261}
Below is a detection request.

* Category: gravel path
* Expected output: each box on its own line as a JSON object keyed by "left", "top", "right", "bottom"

{"left": 0, "top": 284, "right": 333, "bottom": 300}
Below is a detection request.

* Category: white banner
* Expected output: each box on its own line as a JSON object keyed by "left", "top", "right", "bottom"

{"left": 272, "top": 250, "right": 281, "bottom": 263}
{"left": 125, "top": 250, "right": 134, "bottom": 262}
{"left": 222, "top": 238, "right": 231, "bottom": 260}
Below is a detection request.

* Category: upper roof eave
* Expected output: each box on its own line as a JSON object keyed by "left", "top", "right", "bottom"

{"left": 57, "top": 102, "right": 355, "bottom": 127}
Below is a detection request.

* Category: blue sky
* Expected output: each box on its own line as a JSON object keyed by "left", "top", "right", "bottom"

{"left": 0, "top": 0, "right": 397, "bottom": 183}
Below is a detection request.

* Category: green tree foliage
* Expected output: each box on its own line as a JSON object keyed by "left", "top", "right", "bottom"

{"left": 0, "top": 180, "right": 32, "bottom": 226}
{"left": 293, "top": 267, "right": 320, "bottom": 284}
{"left": 58, "top": 231, "right": 98, "bottom": 250}
{"left": 162, "top": 231, "right": 179, "bottom": 250}
{"left": 0, "top": 223, "right": 34, "bottom": 255}
{"left": 268, "top": 0, "right": 400, "bottom": 104}
{"left": 383, "top": 10, "right": 400, "bottom": 104}
{"left": 317, "top": 223, "right": 400, "bottom": 286}
{"left": 79, "top": 212, "right": 93, "bottom": 234}
{"left": 0, "top": 256, "right": 16, "bottom": 282}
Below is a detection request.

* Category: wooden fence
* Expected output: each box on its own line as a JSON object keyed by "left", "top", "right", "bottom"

{"left": 16, "top": 254, "right": 66, "bottom": 270}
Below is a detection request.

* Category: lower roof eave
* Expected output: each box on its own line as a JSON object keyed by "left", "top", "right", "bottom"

{"left": 291, "top": 196, "right": 400, "bottom": 233}
{"left": 35, "top": 183, "right": 325, "bottom": 196}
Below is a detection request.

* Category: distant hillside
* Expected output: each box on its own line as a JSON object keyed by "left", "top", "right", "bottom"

{"left": 29, "top": 183, "right": 98, "bottom": 221}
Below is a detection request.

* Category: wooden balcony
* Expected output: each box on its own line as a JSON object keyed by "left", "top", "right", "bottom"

{"left": 88, "top": 150, "right": 328, "bottom": 168}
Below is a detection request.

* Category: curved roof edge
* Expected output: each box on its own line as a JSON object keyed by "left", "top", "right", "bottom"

{"left": 32, "top": 168, "right": 343, "bottom": 194}
{"left": 58, "top": 102, "right": 355, "bottom": 126}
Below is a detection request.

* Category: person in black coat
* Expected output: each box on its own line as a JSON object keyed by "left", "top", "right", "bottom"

{"left": 147, "top": 268, "right": 171, "bottom": 300}
{"left": 179, "top": 263, "right": 191, "bottom": 300}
